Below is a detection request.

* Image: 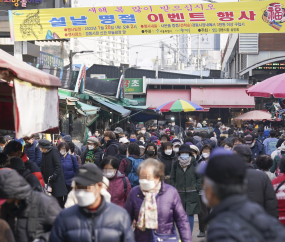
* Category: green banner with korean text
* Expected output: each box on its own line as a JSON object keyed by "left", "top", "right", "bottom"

{"left": 124, "top": 78, "right": 143, "bottom": 93}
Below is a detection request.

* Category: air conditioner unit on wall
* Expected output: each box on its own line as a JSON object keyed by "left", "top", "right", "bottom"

{"left": 91, "top": 74, "right": 106, "bottom": 79}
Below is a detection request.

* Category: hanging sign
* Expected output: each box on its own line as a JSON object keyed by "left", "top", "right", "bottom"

{"left": 9, "top": 1, "right": 285, "bottom": 41}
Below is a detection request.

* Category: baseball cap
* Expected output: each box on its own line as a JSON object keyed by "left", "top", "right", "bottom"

{"left": 119, "top": 137, "right": 129, "bottom": 144}
{"left": 233, "top": 144, "right": 252, "bottom": 159}
{"left": 245, "top": 134, "right": 253, "bottom": 144}
{"left": 150, "top": 136, "right": 157, "bottom": 142}
{"left": 196, "top": 148, "right": 246, "bottom": 185}
{"left": 3, "top": 141, "right": 22, "bottom": 155}
{"left": 172, "top": 138, "right": 182, "bottom": 147}
{"left": 5, "top": 135, "right": 12, "bottom": 141}
{"left": 63, "top": 135, "right": 72, "bottom": 142}
{"left": 73, "top": 163, "right": 103, "bottom": 186}
{"left": 114, "top": 127, "right": 123, "bottom": 134}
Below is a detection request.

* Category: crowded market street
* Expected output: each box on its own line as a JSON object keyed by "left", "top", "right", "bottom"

{"left": 1, "top": 0, "right": 285, "bottom": 242}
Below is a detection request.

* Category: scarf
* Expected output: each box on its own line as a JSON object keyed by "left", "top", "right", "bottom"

{"left": 137, "top": 181, "right": 161, "bottom": 231}
{"left": 178, "top": 156, "right": 191, "bottom": 171}
{"left": 85, "top": 147, "right": 97, "bottom": 164}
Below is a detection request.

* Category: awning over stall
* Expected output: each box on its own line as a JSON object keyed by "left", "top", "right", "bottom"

{"left": 191, "top": 87, "right": 255, "bottom": 108}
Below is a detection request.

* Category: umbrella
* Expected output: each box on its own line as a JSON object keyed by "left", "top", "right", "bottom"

{"left": 234, "top": 110, "right": 272, "bottom": 121}
{"left": 155, "top": 100, "right": 203, "bottom": 137}
{"left": 155, "top": 99, "right": 203, "bottom": 112}
{"left": 246, "top": 73, "right": 285, "bottom": 98}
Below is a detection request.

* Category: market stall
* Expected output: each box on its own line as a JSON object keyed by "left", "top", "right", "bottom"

{"left": 0, "top": 49, "right": 61, "bottom": 138}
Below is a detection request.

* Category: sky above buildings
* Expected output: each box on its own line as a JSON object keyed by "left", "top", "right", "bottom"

{"left": 79, "top": 0, "right": 237, "bottom": 65}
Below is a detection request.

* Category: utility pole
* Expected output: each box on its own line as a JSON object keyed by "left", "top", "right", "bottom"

{"left": 197, "top": 34, "right": 203, "bottom": 79}
{"left": 176, "top": 35, "right": 180, "bottom": 70}
{"left": 155, "top": 55, "right": 159, "bottom": 79}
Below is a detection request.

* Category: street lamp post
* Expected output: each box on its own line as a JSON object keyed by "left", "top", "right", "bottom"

{"left": 68, "top": 50, "right": 93, "bottom": 136}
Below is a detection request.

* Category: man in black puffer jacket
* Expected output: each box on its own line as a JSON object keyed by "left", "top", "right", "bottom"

{"left": 104, "top": 131, "right": 120, "bottom": 158}
{"left": 197, "top": 148, "right": 285, "bottom": 242}
{"left": 234, "top": 144, "right": 279, "bottom": 218}
{"left": 0, "top": 169, "right": 61, "bottom": 242}
{"left": 49, "top": 163, "right": 134, "bottom": 242}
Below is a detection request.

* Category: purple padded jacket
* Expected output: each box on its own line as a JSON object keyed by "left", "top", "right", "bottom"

{"left": 124, "top": 182, "right": 192, "bottom": 242}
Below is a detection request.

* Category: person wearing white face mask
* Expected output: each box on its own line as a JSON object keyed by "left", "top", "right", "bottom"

{"left": 170, "top": 144, "right": 202, "bottom": 235}
{"left": 172, "top": 138, "right": 182, "bottom": 154}
{"left": 57, "top": 142, "right": 79, "bottom": 198}
{"left": 125, "top": 158, "right": 191, "bottom": 242}
{"left": 100, "top": 156, "right": 131, "bottom": 207}
{"left": 140, "top": 127, "right": 150, "bottom": 143}
{"left": 81, "top": 137, "right": 104, "bottom": 166}
{"left": 50, "top": 163, "right": 135, "bottom": 242}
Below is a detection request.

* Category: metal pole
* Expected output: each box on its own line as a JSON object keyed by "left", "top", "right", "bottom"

{"left": 177, "top": 35, "right": 180, "bottom": 70}
{"left": 179, "top": 112, "right": 181, "bottom": 136}
{"left": 69, "top": 50, "right": 73, "bottom": 71}
{"left": 69, "top": 113, "right": 73, "bottom": 136}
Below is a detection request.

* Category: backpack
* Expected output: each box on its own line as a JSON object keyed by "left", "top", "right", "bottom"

{"left": 276, "top": 153, "right": 285, "bottom": 177}
{"left": 124, "top": 158, "right": 133, "bottom": 177}
{"left": 127, "top": 157, "right": 144, "bottom": 187}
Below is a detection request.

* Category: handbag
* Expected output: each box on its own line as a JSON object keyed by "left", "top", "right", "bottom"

{"left": 151, "top": 226, "right": 179, "bottom": 242}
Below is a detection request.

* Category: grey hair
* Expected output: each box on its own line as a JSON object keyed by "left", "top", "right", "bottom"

{"left": 137, "top": 158, "right": 165, "bottom": 181}
{"left": 204, "top": 176, "right": 247, "bottom": 200}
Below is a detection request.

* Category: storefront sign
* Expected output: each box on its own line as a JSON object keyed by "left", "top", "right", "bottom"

{"left": 125, "top": 78, "right": 143, "bottom": 93}
{"left": 9, "top": 1, "right": 285, "bottom": 41}
{"left": 0, "top": 0, "right": 43, "bottom": 8}
{"left": 37, "top": 51, "right": 63, "bottom": 68}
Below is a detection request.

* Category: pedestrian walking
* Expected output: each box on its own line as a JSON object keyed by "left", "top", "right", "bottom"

{"left": 68, "top": 142, "right": 82, "bottom": 165}
{"left": 270, "top": 138, "right": 284, "bottom": 160}
{"left": 125, "top": 158, "right": 191, "bottom": 242}
{"left": 39, "top": 139, "right": 68, "bottom": 208}
{"left": 271, "top": 140, "right": 285, "bottom": 176}
{"left": 115, "top": 144, "right": 127, "bottom": 163}
{"left": 62, "top": 135, "right": 81, "bottom": 156}
{"left": 104, "top": 131, "right": 120, "bottom": 157}
{"left": 256, "top": 154, "right": 276, "bottom": 181}
{"left": 159, "top": 141, "right": 176, "bottom": 184}
{"left": 221, "top": 141, "right": 233, "bottom": 150}
{"left": 272, "top": 156, "right": 285, "bottom": 225}
{"left": 100, "top": 156, "right": 131, "bottom": 207}
{"left": 0, "top": 169, "right": 61, "bottom": 242}
{"left": 119, "top": 143, "right": 144, "bottom": 187}
{"left": 144, "top": 143, "right": 160, "bottom": 160}
{"left": 0, "top": 136, "right": 8, "bottom": 153}
{"left": 172, "top": 138, "right": 182, "bottom": 154}
{"left": 197, "top": 148, "right": 285, "bottom": 242}
{"left": 3, "top": 141, "right": 44, "bottom": 187}
{"left": 263, "top": 130, "right": 278, "bottom": 155}
{"left": 10, "top": 157, "right": 42, "bottom": 192}
{"left": 81, "top": 137, "right": 103, "bottom": 165}
{"left": 245, "top": 134, "right": 265, "bottom": 167}
{"left": 49, "top": 163, "right": 134, "bottom": 242}
{"left": 58, "top": 142, "right": 79, "bottom": 194}
{"left": 170, "top": 144, "right": 202, "bottom": 233}
{"left": 23, "top": 135, "right": 42, "bottom": 168}
{"left": 0, "top": 153, "right": 10, "bottom": 168}
{"left": 234, "top": 144, "right": 279, "bottom": 218}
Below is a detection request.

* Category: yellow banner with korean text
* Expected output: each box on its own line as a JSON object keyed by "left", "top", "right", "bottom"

{"left": 8, "top": 0, "right": 285, "bottom": 41}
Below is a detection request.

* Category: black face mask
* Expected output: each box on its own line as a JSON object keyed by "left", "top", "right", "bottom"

{"left": 146, "top": 150, "right": 155, "bottom": 157}
{"left": 25, "top": 143, "right": 32, "bottom": 148}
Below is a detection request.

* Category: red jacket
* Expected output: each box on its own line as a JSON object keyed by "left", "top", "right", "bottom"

{"left": 272, "top": 174, "right": 285, "bottom": 225}
{"left": 21, "top": 153, "right": 44, "bottom": 187}
{"left": 107, "top": 171, "right": 131, "bottom": 208}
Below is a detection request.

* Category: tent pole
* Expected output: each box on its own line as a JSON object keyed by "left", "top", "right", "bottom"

{"left": 179, "top": 112, "right": 181, "bottom": 136}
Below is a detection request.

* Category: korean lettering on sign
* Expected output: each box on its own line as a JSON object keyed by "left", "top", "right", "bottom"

{"left": 125, "top": 79, "right": 143, "bottom": 93}
{"left": 0, "top": 0, "right": 42, "bottom": 8}
{"left": 9, "top": 1, "right": 285, "bottom": 41}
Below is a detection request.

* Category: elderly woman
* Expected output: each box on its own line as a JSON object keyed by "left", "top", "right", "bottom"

{"left": 81, "top": 136, "right": 104, "bottom": 165}
{"left": 124, "top": 158, "right": 191, "bottom": 242}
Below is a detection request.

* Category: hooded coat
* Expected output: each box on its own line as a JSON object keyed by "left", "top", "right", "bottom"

{"left": 159, "top": 150, "right": 176, "bottom": 176}
{"left": 107, "top": 171, "right": 131, "bottom": 207}
{"left": 21, "top": 168, "right": 42, "bottom": 192}
{"left": 41, "top": 146, "right": 68, "bottom": 198}
{"left": 245, "top": 163, "right": 279, "bottom": 218}
{"left": 0, "top": 169, "right": 61, "bottom": 242}
{"left": 124, "top": 182, "right": 191, "bottom": 242}
{"left": 23, "top": 140, "right": 42, "bottom": 168}
{"left": 104, "top": 139, "right": 120, "bottom": 158}
{"left": 205, "top": 195, "right": 285, "bottom": 242}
